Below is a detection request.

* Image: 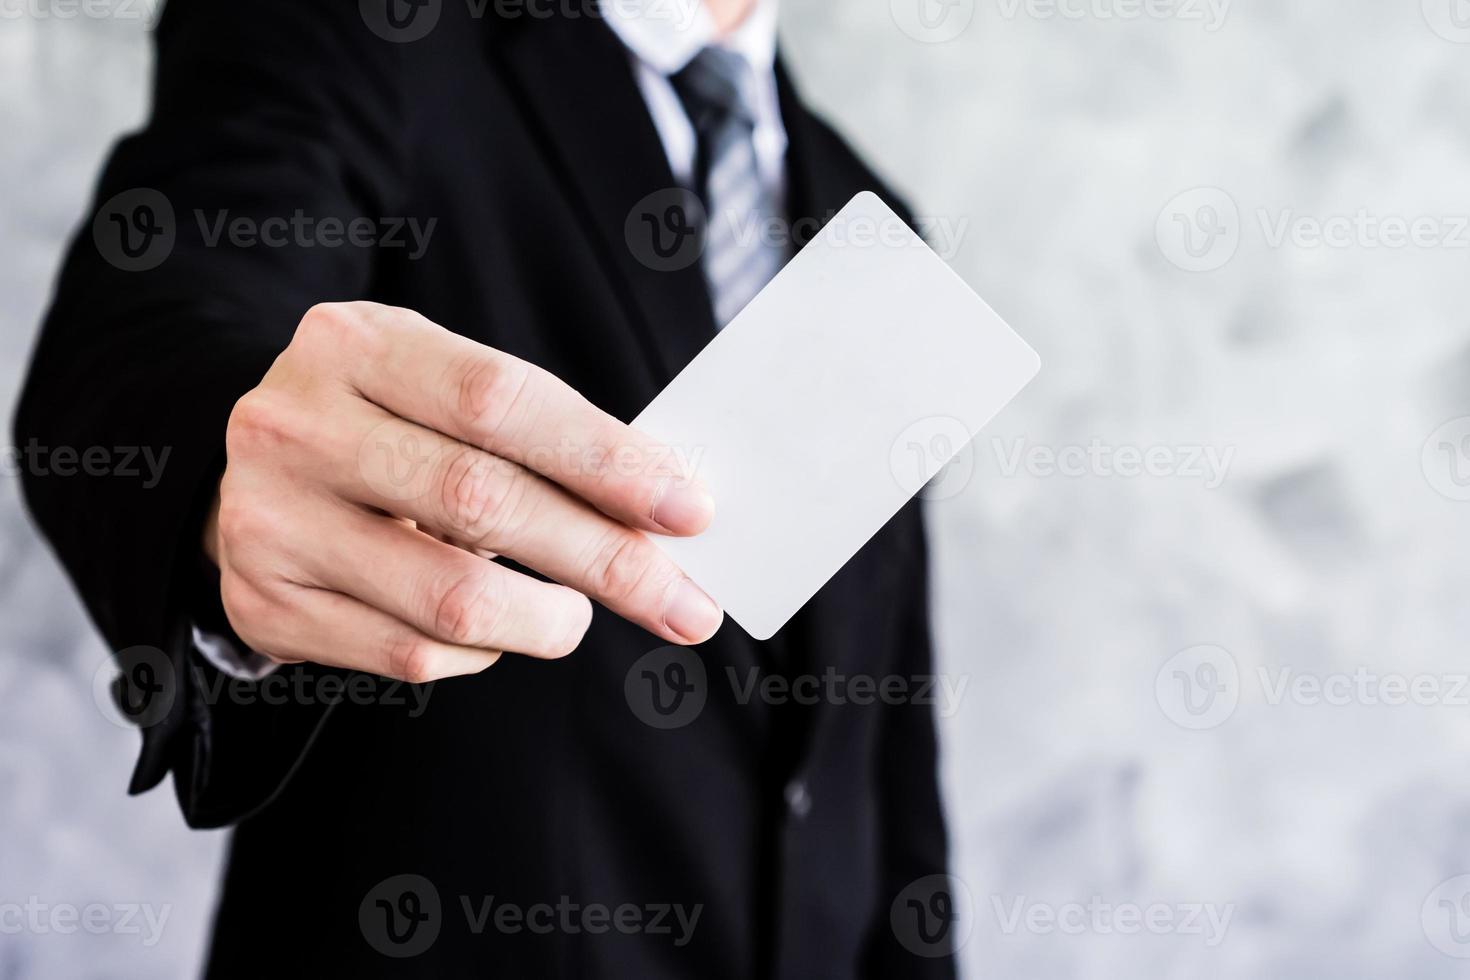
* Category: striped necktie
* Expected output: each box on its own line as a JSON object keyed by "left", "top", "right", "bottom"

{"left": 670, "top": 46, "right": 786, "bottom": 328}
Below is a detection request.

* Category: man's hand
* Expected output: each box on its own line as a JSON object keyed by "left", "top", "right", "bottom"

{"left": 202, "top": 302, "right": 722, "bottom": 683}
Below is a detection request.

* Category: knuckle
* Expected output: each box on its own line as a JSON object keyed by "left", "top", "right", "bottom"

{"left": 454, "top": 353, "right": 532, "bottom": 441}
{"left": 585, "top": 529, "right": 662, "bottom": 604}
{"left": 215, "top": 491, "right": 288, "bottom": 552}
{"left": 540, "top": 593, "right": 592, "bottom": 659}
{"left": 219, "top": 575, "right": 270, "bottom": 639}
{"left": 225, "top": 389, "right": 294, "bottom": 458}
{"left": 295, "top": 302, "right": 364, "bottom": 347}
{"left": 294, "top": 302, "right": 398, "bottom": 367}
{"left": 441, "top": 450, "right": 525, "bottom": 542}
{"left": 214, "top": 496, "right": 248, "bottom": 547}
{"left": 430, "top": 570, "right": 500, "bottom": 647}
{"left": 384, "top": 634, "right": 437, "bottom": 685}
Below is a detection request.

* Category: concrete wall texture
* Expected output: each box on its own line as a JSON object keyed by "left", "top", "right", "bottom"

{"left": 4, "top": 0, "right": 1470, "bottom": 976}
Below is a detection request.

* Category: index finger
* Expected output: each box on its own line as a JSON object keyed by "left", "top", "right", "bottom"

{"left": 304, "top": 302, "right": 714, "bottom": 535}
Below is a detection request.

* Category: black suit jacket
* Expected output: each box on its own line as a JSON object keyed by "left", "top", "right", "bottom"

{"left": 14, "top": 1, "right": 955, "bottom": 977}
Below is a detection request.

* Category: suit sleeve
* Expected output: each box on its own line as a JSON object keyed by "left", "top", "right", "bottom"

{"left": 863, "top": 502, "right": 958, "bottom": 979}
{"left": 12, "top": 0, "right": 410, "bottom": 827}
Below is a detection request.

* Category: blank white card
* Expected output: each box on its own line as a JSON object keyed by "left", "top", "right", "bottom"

{"left": 634, "top": 191, "right": 1041, "bottom": 640}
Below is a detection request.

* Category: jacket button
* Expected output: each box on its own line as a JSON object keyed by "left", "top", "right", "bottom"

{"left": 784, "top": 779, "right": 812, "bottom": 820}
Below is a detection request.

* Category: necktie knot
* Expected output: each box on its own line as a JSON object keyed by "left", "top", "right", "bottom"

{"left": 670, "top": 46, "right": 756, "bottom": 133}
{"left": 665, "top": 44, "right": 783, "bottom": 329}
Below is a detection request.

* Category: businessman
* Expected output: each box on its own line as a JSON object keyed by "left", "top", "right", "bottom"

{"left": 15, "top": 0, "right": 954, "bottom": 975}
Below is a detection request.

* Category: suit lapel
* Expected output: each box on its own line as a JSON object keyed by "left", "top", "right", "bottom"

{"left": 485, "top": 14, "right": 719, "bottom": 385}
{"left": 486, "top": 13, "right": 785, "bottom": 710}
{"left": 488, "top": 23, "right": 898, "bottom": 718}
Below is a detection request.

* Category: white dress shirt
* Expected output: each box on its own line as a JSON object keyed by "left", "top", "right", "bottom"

{"left": 199, "top": 0, "right": 788, "bottom": 682}
{"left": 604, "top": 0, "right": 787, "bottom": 200}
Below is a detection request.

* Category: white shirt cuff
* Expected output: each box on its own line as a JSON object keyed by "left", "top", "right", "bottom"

{"left": 191, "top": 623, "right": 281, "bottom": 681}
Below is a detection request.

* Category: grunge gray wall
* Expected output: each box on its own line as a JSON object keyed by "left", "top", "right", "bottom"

{"left": 5, "top": 0, "right": 1470, "bottom": 976}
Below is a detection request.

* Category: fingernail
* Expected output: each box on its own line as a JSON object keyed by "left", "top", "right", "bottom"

{"left": 663, "top": 578, "right": 723, "bottom": 642}
{"left": 651, "top": 479, "right": 716, "bottom": 534}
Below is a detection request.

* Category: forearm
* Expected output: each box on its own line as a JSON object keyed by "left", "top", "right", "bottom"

{"left": 14, "top": 0, "right": 408, "bottom": 818}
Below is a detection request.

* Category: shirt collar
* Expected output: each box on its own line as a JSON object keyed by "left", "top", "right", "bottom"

{"left": 602, "top": 0, "right": 779, "bottom": 77}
